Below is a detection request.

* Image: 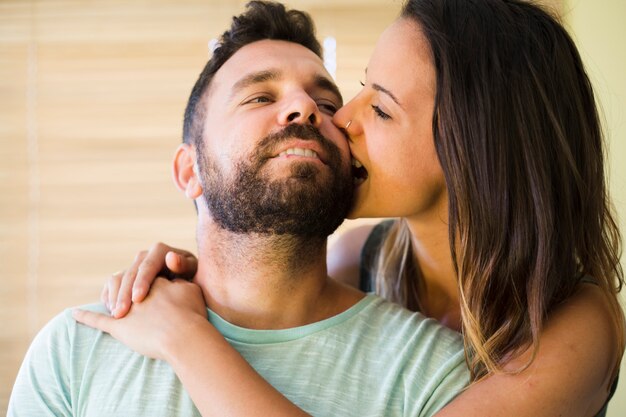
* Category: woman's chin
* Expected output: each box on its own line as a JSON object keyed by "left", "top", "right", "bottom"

{"left": 348, "top": 180, "right": 386, "bottom": 219}
{"left": 346, "top": 188, "right": 364, "bottom": 219}
{"left": 347, "top": 195, "right": 372, "bottom": 219}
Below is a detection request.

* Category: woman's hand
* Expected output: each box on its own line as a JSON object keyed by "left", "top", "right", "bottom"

{"left": 79, "top": 279, "right": 310, "bottom": 417}
{"left": 101, "top": 243, "right": 198, "bottom": 318}
{"left": 76, "top": 278, "right": 208, "bottom": 361}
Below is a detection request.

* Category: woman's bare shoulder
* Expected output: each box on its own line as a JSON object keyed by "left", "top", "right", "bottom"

{"left": 327, "top": 223, "right": 378, "bottom": 288}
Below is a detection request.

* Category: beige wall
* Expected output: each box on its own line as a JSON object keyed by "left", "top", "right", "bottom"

{"left": 565, "top": 1, "right": 626, "bottom": 415}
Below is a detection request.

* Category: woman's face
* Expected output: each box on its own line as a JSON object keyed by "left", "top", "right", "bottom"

{"left": 334, "top": 18, "right": 447, "bottom": 222}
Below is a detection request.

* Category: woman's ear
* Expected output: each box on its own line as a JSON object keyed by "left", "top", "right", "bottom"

{"left": 172, "top": 144, "right": 203, "bottom": 199}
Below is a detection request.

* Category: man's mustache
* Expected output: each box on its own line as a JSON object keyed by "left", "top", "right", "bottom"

{"left": 253, "top": 123, "right": 341, "bottom": 166}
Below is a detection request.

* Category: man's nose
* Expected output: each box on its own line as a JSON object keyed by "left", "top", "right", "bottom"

{"left": 278, "top": 93, "right": 322, "bottom": 127}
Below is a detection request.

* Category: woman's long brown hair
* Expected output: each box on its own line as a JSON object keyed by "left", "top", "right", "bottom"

{"left": 375, "top": 0, "right": 625, "bottom": 382}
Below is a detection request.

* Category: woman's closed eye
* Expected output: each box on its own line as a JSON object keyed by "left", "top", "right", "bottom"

{"left": 359, "top": 80, "right": 392, "bottom": 121}
{"left": 371, "top": 105, "right": 391, "bottom": 120}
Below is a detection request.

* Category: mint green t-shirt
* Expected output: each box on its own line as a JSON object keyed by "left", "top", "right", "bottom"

{"left": 8, "top": 294, "right": 469, "bottom": 417}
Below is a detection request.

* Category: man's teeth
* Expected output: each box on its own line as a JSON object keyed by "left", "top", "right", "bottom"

{"left": 279, "top": 148, "right": 319, "bottom": 158}
{"left": 351, "top": 156, "right": 368, "bottom": 186}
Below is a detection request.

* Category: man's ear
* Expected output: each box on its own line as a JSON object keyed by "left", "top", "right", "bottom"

{"left": 172, "top": 144, "right": 203, "bottom": 199}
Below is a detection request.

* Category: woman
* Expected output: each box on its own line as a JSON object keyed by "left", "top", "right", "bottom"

{"left": 77, "top": 0, "right": 624, "bottom": 415}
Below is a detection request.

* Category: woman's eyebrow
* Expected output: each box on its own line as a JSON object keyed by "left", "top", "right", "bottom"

{"left": 371, "top": 83, "right": 402, "bottom": 108}
{"left": 364, "top": 68, "right": 402, "bottom": 108}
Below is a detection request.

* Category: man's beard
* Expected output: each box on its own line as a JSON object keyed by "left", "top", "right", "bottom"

{"left": 198, "top": 124, "right": 353, "bottom": 238}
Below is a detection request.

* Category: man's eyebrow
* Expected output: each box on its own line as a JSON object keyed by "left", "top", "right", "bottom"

{"left": 314, "top": 75, "right": 343, "bottom": 105}
{"left": 231, "top": 69, "right": 281, "bottom": 98}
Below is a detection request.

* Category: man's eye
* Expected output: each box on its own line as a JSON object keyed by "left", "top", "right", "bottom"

{"left": 318, "top": 102, "right": 338, "bottom": 115}
{"left": 246, "top": 96, "right": 272, "bottom": 104}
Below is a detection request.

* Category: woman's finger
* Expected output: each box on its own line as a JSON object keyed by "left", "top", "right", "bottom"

{"left": 113, "top": 251, "right": 147, "bottom": 318}
{"left": 100, "top": 282, "right": 110, "bottom": 309}
{"left": 107, "top": 271, "right": 123, "bottom": 314}
{"left": 131, "top": 243, "right": 174, "bottom": 303}
{"left": 72, "top": 309, "right": 115, "bottom": 334}
{"left": 165, "top": 250, "right": 198, "bottom": 280}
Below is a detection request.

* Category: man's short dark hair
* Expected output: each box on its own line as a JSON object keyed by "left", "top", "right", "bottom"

{"left": 182, "top": 1, "right": 322, "bottom": 147}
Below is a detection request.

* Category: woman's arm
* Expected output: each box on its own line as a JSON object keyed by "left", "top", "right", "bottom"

{"left": 435, "top": 283, "right": 620, "bottom": 417}
{"left": 85, "top": 224, "right": 376, "bottom": 416}
{"left": 95, "top": 227, "right": 618, "bottom": 417}
{"left": 165, "top": 317, "right": 310, "bottom": 417}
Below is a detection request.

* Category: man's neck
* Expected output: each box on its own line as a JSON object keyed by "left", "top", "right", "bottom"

{"left": 194, "top": 221, "right": 363, "bottom": 330}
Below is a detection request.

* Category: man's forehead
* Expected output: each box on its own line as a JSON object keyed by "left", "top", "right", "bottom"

{"left": 214, "top": 39, "right": 333, "bottom": 89}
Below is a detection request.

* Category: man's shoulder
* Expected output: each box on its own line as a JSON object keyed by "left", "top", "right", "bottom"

{"left": 25, "top": 301, "right": 179, "bottom": 385}
{"left": 360, "top": 295, "right": 461, "bottom": 340}
{"left": 347, "top": 295, "right": 465, "bottom": 367}
{"left": 326, "top": 295, "right": 469, "bottom": 414}
{"left": 33, "top": 303, "right": 107, "bottom": 344}
{"left": 366, "top": 296, "right": 470, "bottom": 405}
{"left": 28, "top": 302, "right": 138, "bottom": 369}
{"left": 10, "top": 303, "right": 197, "bottom": 417}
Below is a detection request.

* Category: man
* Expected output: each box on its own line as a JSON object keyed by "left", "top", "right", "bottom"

{"left": 8, "top": 2, "right": 468, "bottom": 416}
